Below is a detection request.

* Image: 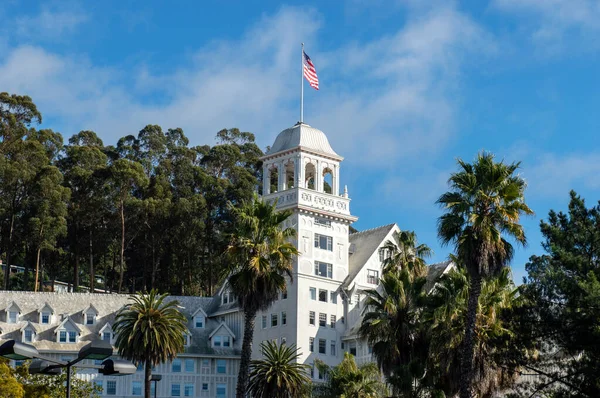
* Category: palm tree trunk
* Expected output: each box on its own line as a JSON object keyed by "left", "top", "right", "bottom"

{"left": 459, "top": 273, "right": 482, "bottom": 398}
{"left": 144, "top": 359, "right": 152, "bottom": 398}
{"left": 236, "top": 309, "right": 257, "bottom": 398}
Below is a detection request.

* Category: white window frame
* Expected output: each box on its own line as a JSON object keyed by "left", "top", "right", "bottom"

{"left": 314, "top": 261, "right": 333, "bottom": 278}
{"left": 367, "top": 269, "right": 379, "bottom": 285}
{"left": 194, "top": 315, "right": 205, "bottom": 328}
{"left": 314, "top": 233, "right": 333, "bottom": 251}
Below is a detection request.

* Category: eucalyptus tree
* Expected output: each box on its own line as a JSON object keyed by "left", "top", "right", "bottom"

{"left": 436, "top": 152, "right": 532, "bottom": 398}
{"left": 0, "top": 93, "right": 43, "bottom": 290}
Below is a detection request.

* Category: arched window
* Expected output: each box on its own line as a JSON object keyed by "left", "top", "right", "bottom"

{"left": 305, "top": 163, "right": 316, "bottom": 190}
{"left": 285, "top": 160, "right": 295, "bottom": 189}
{"left": 269, "top": 165, "right": 279, "bottom": 193}
{"left": 323, "top": 168, "right": 333, "bottom": 194}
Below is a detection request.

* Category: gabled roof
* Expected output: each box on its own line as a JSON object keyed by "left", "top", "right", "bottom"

{"left": 344, "top": 224, "right": 398, "bottom": 288}
{"left": 20, "top": 321, "right": 38, "bottom": 333}
{"left": 191, "top": 307, "right": 208, "bottom": 318}
{"left": 208, "top": 322, "right": 236, "bottom": 340}
{"left": 98, "top": 322, "right": 113, "bottom": 334}
{"left": 55, "top": 316, "right": 81, "bottom": 334}
{"left": 81, "top": 304, "right": 99, "bottom": 315}
{"left": 425, "top": 261, "right": 455, "bottom": 292}
{"left": 5, "top": 301, "right": 21, "bottom": 312}
{"left": 38, "top": 302, "right": 54, "bottom": 313}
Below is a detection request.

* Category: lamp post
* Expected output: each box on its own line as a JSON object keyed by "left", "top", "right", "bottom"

{"left": 0, "top": 339, "right": 135, "bottom": 398}
{"left": 151, "top": 374, "right": 162, "bottom": 398}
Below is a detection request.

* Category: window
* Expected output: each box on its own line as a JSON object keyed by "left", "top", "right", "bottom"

{"left": 309, "top": 311, "right": 315, "bottom": 326}
{"left": 318, "top": 289, "right": 328, "bottom": 302}
{"left": 319, "top": 339, "right": 326, "bottom": 354}
{"left": 216, "top": 384, "right": 227, "bottom": 398}
{"left": 282, "top": 311, "right": 287, "bottom": 325}
{"left": 315, "top": 218, "right": 331, "bottom": 227}
{"left": 350, "top": 343, "right": 357, "bottom": 356}
{"left": 41, "top": 312, "right": 50, "bottom": 324}
{"left": 310, "top": 287, "right": 316, "bottom": 300}
{"left": 86, "top": 312, "right": 96, "bottom": 325}
{"left": 68, "top": 331, "right": 77, "bottom": 343}
{"left": 314, "top": 234, "right": 333, "bottom": 251}
{"left": 171, "top": 383, "right": 181, "bottom": 397}
{"left": 24, "top": 329, "right": 33, "bottom": 343}
{"left": 184, "top": 359, "right": 194, "bottom": 372}
{"left": 314, "top": 261, "right": 333, "bottom": 278}
{"left": 194, "top": 315, "right": 205, "bottom": 328}
{"left": 319, "top": 313, "right": 327, "bottom": 327}
{"left": 8, "top": 311, "right": 17, "bottom": 324}
{"left": 330, "top": 292, "right": 337, "bottom": 304}
{"left": 214, "top": 336, "right": 222, "bottom": 347}
{"left": 103, "top": 332, "right": 112, "bottom": 342}
{"left": 216, "top": 359, "right": 226, "bottom": 374}
{"left": 309, "top": 337, "right": 314, "bottom": 352}
{"left": 94, "top": 380, "right": 103, "bottom": 393}
{"left": 262, "top": 315, "right": 267, "bottom": 329}
{"left": 223, "top": 336, "right": 231, "bottom": 347}
{"left": 341, "top": 342, "right": 345, "bottom": 350}
{"left": 331, "top": 340, "right": 337, "bottom": 356}
{"left": 202, "top": 383, "right": 208, "bottom": 391}
{"left": 282, "top": 288, "right": 288, "bottom": 299}
{"left": 367, "top": 269, "right": 379, "bottom": 284}
{"left": 368, "top": 345, "right": 373, "bottom": 354}
{"left": 183, "top": 333, "right": 190, "bottom": 346}
{"left": 201, "top": 359, "right": 210, "bottom": 369}
{"left": 379, "top": 248, "right": 391, "bottom": 262}
{"left": 59, "top": 331, "right": 67, "bottom": 343}
{"left": 172, "top": 359, "right": 181, "bottom": 372}
{"left": 132, "top": 381, "right": 142, "bottom": 396}
{"left": 222, "top": 292, "right": 229, "bottom": 304}
{"left": 330, "top": 315, "right": 336, "bottom": 328}
{"left": 271, "top": 313, "right": 278, "bottom": 327}
{"left": 184, "top": 384, "right": 194, "bottom": 397}
{"left": 107, "top": 380, "right": 117, "bottom": 395}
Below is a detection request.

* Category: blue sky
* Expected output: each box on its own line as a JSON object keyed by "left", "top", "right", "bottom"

{"left": 2, "top": 0, "right": 600, "bottom": 283}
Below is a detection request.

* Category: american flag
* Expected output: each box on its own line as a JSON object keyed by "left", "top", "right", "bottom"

{"left": 303, "top": 50, "right": 319, "bottom": 90}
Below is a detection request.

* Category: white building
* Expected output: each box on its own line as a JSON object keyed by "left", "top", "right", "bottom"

{"left": 0, "top": 121, "right": 452, "bottom": 397}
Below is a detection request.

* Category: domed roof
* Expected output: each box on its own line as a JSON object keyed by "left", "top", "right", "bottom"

{"left": 265, "top": 122, "right": 341, "bottom": 159}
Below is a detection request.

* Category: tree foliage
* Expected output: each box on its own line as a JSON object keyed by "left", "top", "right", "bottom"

{"left": 248, "top": 341, "right": 311, "bottom": 398}
{"left": 0, "top": 92, "right": 263, "bottom": 295}
{"left": 506, "top": 191, "right": 600, "bottom": 397}
{"left": 113, "top": 289, "right": 188, "bottom": 397}
{"left": 436, "top": 152, "right": 532, "bottom": 398}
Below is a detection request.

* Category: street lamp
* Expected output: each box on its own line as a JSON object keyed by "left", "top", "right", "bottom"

{"left": 0, "top": 340, "right": 135, "bottom": 398}
{"left": 151, "top": 374, "right": 162, "bottom": 398}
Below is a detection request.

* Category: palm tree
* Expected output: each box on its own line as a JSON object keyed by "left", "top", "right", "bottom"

{"left": 426, "top": 267, "right": 517, "bottom": 396}
{"left": 359, "top": 268, "right": 429, "bottom": 397}
{"left": 436, "top": 152, "right": 533, "bottom": 398}
{"left": 313, "top": 352, "right": 388, "bottom": 398}
{"left": 248, "top": 341, "right": 311, "bottom": 397}
{"left": 113, "top": 289, "right": 188, "bottom": 398}
{"left": 226, "top": 195, "right": 299, "bottom": 398}
{"left": 381, "top": 230, "right": 432, "bottom": 276}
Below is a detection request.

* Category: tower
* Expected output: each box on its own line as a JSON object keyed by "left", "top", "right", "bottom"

{"left": 254, "top": 122, "right": 358, "bottom": 377}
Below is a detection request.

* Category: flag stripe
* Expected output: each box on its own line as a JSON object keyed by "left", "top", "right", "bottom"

{"left": 303, "top": 50, "right": 319, "bottom": 90}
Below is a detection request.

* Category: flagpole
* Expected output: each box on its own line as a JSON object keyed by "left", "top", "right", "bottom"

{"left": 300, "top": 42, "right": 304, "bottom": 123}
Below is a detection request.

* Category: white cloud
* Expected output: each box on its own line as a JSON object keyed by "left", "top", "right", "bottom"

{"left": 0, "top": 5, "right": 492, "bottom": 171}
{"left": 524, "top": 152, "right": 600, "bottom": 197}
{"left": 493, "top": 0, "right": 600, "bottom": 52}
{"left": 15, "top": 7, "right": 88, "bottom": 39}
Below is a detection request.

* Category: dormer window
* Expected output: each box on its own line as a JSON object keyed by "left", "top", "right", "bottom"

{"left": 6, "top": 302, "right": 21, "bottom": 324}
{"left": 56, "top": 316, "right": 80, "bottom": 344}
{"left": 213, "top": 335, "right": 231, "bottom": 347}
{"left": 221, "top": 290, "right": 236, "bottom": 305}
{"left": 85, "top": 312, "right": 96, "bottom": 325}
{"left": 99, "top": 323, "right": 114, "bottom": 344}
{"left": 8, "top": 311, "right": 18, "bottom": 324}
{"left": 21, "top": 323, "right": 36, "bottom": 343}
{"left": 38, "top": 303, "right": 54, "bottom": 324}
{"left": 82, "top": 305, "right": 99, "bottom": 326}
{"left": 194, "top": 316, "right": 205, "bottom": 329}
{"left": 183, "top": 333, "right": 191, "bottom": 347}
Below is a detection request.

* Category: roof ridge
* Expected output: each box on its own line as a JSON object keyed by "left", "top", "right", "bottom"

{"left": 428, "top": 260, "right": 453, "bottom": 267}
{"left": 350, "top": 223, "right": 396, "bottom": 236}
